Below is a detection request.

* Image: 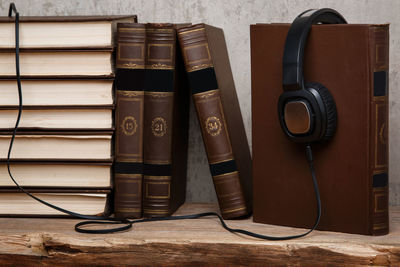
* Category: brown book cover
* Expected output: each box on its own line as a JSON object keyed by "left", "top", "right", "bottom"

{"left": 177, "top": 24, "right": 252, "bottom": 219}
{"left": 142, "top": 24, "right": 190, "bottom": 218}
{"left": 114, "top": 23, "right": 145, "bottom": 219}
{"left": 251, "top": 24, "right": 389, "bottom": 235}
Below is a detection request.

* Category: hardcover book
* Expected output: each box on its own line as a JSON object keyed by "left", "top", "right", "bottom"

{"left": 0, "top": 188, "right": 111, "bottom": 217}
{"left": 0, "top": 161, "right": 112, "bottom": 188}
{"left": 142, "top": 23, "right": 190, "bottom": 218}
{"left": 177, "top": 24, "right": 252, "bottom": 219}
{"left": 0, "top": 79, "right": 114, "bottom": 106}
{"left": 0, "top": 14, "right": 137, "bottom": 218}
{"left": 0, "top": 132, "right": 113, "bottom": 160}
{"left": 0, "top": 49, "right": 114, "bottom": 76}
{"left": 251, "top": 23, "right": 389, "bottom": 235}
{"left": 0, "top": 105, "right": 113, "bottom": 130}
{"left": 114, "top": 23, "right": 145, "bottom": 219}
{"left": 0, "top": 15, "right": 137, "bottom": 48}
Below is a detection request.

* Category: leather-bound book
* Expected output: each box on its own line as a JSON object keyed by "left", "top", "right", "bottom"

{"left": 142, "top": 24, "right": 190, "bottom": 217}
{"left": 114, "top": 23, "right": 145, "bottom": 219}
{"left": 251, "top": 24, "right": 389, "bottom": 235}
{"left": 177, "top": 24, "right": 252, "bottom": 219}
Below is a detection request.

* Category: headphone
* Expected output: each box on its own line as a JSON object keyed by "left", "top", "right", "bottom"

{"left": 278, "top": 8, "right": 347, "bottom": 143}
{"left": 6, "top": 4, "right": 347, "bottom": 240}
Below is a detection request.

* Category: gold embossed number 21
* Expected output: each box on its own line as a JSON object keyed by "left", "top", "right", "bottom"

{"left": 152, "top": 117, "right": 167, "bottom": 137}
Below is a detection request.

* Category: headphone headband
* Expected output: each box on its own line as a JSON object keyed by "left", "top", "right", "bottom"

{"left": 282, "top": 8, "right": 347, "bottom": 91}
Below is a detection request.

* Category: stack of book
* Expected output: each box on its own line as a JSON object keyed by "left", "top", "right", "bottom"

{"left": 0, "top": 15, "right": 136, "bottom": 216}
{"left": 114, "top": 23, "right": 252, "bottom": 219}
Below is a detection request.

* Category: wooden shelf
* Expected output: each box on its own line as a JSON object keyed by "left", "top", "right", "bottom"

{"left": 0, "top": 203, "right": 399, "bottom": 266}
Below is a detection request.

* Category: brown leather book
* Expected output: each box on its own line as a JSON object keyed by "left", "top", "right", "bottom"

{"left": 142, "top": 24, "right": 190, "bottom": 218}
{"left": 251, "top": 24, "right": 389, "bottom": 235}
{"left": 177, "top": 24, "right": 252, "bottom": 219}
{"left": 114, "top": 23, "right": 145, "bottom": 219}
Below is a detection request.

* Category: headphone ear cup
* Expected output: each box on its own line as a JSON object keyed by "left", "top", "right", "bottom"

{"left": 306, "top": 82, "right": 337, "bottom": 140}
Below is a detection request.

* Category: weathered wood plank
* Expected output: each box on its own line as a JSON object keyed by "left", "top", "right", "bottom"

{"left": 0, "top": 203, "right": 399, "bottom": 266}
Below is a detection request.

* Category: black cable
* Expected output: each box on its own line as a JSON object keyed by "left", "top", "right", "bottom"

{"left": 7, "top": 2, "right": 133, "bottom": 234}
{"left": 76, "top": 145, "right": 321, "bottom": 240}
{"left": 7, "top": 3, "right": 322, "bottom": 239}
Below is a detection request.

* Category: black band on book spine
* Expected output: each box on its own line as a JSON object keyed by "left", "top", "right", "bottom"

{"left": 373, "top": 173, "right": 388, "bottom": 188}
{"left": 6, "top": 9, "right": 324, "bottom": 240}
{"left": 145, "top": 69, "right": 174, "bottom": 92}
{"left": 210, "top": 160, "right": 237, "bottom": 176}
{"left": 144, "top": 163, "right": 172, "bottom": 176}
{"left": 114, "top": 162, "right": 143, "bottom": 174}
{"left": 187, "top": 67, "right": 218, "bottom": 94}
{"left": 115, "top": 69, "right": 146, "bottom": 91}
{"left": 374, "top": 71, "right": 387, "bottom": 97}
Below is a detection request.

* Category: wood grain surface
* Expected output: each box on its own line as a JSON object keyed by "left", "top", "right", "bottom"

{"left": 0, "top": 203, "right": 399, "bottom": 266}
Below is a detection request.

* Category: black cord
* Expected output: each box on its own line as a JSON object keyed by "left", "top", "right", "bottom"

{"left": 76, "top": 145, "right": 321, "bottom": 239}
{"left": 7, "top": 2, "right": 133, "bottom": 234}
{"left": 7, "top": 3, "right": 321, "bottom": 239}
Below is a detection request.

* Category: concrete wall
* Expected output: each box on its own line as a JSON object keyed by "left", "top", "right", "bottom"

{"left": 1, "top": 0, "right": 399, "bottom": 204}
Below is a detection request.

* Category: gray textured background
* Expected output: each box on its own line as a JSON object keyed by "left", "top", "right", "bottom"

{"left": 1, "top": 0, "right": 398, "bottom": 204}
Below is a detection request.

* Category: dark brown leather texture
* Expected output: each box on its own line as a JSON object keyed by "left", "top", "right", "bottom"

{"left": 115, "top": 90, "right": 144, "bottom": 163}
{"left": 251, "top": 24, "right": 389, "bottom": 235}
{"left": 193, "top": 90, "right": 233, "bottom": 163}
{"left": 143, "top": 92, "right": 174, "bottom": 163}
{"left": 178, "top": 24, "right": 252, "bottom": 219}
{"left": 143, "top": 24, "right": 190, "bottom": 218}
{"left": 114, "top": 23, "right": 145, "bottom": 219}
{"left": 116, "top": 23, "right": 145, "bottom": 69}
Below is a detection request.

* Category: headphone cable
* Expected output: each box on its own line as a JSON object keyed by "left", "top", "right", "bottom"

{"left": 7, "top": 3, "right": 321, "bottom": 239}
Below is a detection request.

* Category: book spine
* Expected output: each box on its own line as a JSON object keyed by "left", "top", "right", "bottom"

{"left": 143, "top": 24, "right": 176, "bottom": 217}
{"left": 369, "top": 25, "right": 389, "bottom": 235}
{"left": 178, "top": 25, "right": 248, "bottom": 219}
{"left": 114, "top": 23, "right": 145, "bottom": 219}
